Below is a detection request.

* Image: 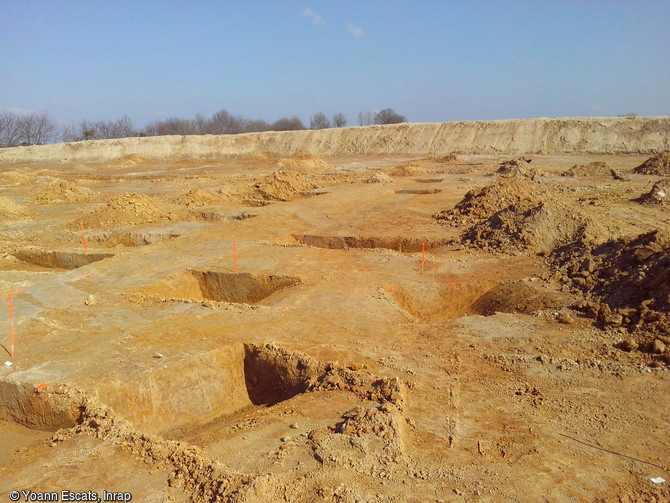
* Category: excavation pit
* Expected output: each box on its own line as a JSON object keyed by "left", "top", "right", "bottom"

{"left": 391, "top": 281, "right": 498, "bottom": 322}
{"left": 392, "top": 280, "right": 572, "bottom": 321}
{"left": 395, "top": 189, "right": 442, "bottom": 194}
{"left": 131, "top": 269, "right": 301, "bottom": 304}
{"left": 294, "top": 234, "right": 448, "bottom": 253}
{"left": 89, "top": 230, "right": 181, "bottom": 247}
{"left": 12, "top": 248, "right": 114, "bottom": 270}
{"left": 0, "top": 381, "right": 82, "bottom": 432}
{"left": 96, "top": 343, "right": 322, "bottom": 434}
{"left": 413, "top": 178, "right": 443, "bottom": 183}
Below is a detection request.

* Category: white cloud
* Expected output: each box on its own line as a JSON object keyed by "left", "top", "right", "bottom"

{"left": 346, "top": 21, "right": 365, "bottom": 38}
{"left": 4, "top": 107, "right": 36, "bottom": 116}
{"left": 303, "top": 8, "right": 324, "bottom": 26}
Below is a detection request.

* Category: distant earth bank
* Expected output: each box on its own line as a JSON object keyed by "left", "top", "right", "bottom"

{"left": 1, "top": 117, "right": 669, "bottom": 163}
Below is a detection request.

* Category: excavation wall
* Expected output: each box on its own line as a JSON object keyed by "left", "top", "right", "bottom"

{"left": 1, "top": 117, "right": 669, "bottom": 163}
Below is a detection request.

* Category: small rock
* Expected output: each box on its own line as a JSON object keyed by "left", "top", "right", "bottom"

{"left": 289, "top": 423, "right": 298, "bottom": 429}
{"left": 84, "top": 295, "right": 96, "bottom": 306}
{"left": 606, "top": 313, "right": 624, "bottom": 326}
{"left": 611, "top": 168, "right": 627, "bottom": 181}
{"left": 651, "top": 339, "right": 666, "bottom": 354}
{"left": 619, "top": 340, "right": 638, "bottom": 352}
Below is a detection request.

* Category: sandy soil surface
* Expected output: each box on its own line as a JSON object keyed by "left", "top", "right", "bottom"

{"left": 0, "top": 148, "right": 668, "bottom": 502}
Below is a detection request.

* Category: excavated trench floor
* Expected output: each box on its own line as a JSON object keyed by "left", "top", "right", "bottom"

{"left": 294, "top": 234, "right": 449, "bottom": 253}
{"left": 130, "top": 270, "right": 301, "bottom": 304}
{"left": 394, "top": 188, "right": 442, "bottom": 194}
{"left": 10, "top": 248, "right": 114, "bottom": 271}
{"left": 1, "top": 343, "right": 396, "bottom": 477}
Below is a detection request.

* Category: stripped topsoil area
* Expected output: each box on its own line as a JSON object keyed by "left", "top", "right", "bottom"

{"left": 0, "top": 144, "right": 668, "bottom": 503}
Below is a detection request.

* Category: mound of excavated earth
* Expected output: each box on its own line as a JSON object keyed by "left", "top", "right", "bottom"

{"left": 75, "top": 192, "right": 188, "bottom": 228}
{"left": 633, "top": 152, "right": 670, "bottom": 176}
{"left": 637, "top": 179, "right": 670, "bottom": 206}
{"left": 434, "top": 177, "right": 549, "bottom": 224}
{"left": 553, "top": 231, "right": 670, "bottom": 360}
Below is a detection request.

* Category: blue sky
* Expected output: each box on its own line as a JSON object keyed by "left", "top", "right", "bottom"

{"left": 2, "top": 1, "right": 669, "bottom": 128}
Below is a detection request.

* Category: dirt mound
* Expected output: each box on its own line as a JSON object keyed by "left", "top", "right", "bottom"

{"left": 561, "top": 161, "right": 611, "bottom": 177}
{"left": 34, "top": 178, "right": 96, "bottom": 204}
{"left": 0, "top": 196, "right": 27, "bottom": 218}
{"left": 496, "top": 158, "right": 540, "bottom": 180}
{"left": 434, "top": 178, "right": 549, "bottom": 225}
{"left": 247, "top": 170, "right": 321, "bottom": 202}
{"left": 633, "top": 152, "right": 670, "bottom": 176}
{"left": 173, "top": 188, "right": 229, "bottom": 207}
{"left": 553, "top": 231, "right": 670, "bottom": 359}
{"left": 637, "top": 179, "right": 670, "bottom": 206}
{"left": 386, "top": 163, "right": 432, "bottom": 177}
{"left": 363, "top": 172, "right": 393, "bottom": 184}
{"left": 463, "top": 199, "right": 605, "bottom": 255}
{"left": 76, "top": 192, "right": 187, "bottom": 228}
{"left": 422, "top": 154, "right": 466, "bottom": 164}
{"left": 276, "top": 152, "right": 330, "bottom": 173}
{"left": 470, "top": 281, "right": 572, "bottom": 315}
{"left": 111, "top": 153, "right": 154, "bottom": 167}
{"left": 0, "top": 169, "right": 33, "bottom": 186}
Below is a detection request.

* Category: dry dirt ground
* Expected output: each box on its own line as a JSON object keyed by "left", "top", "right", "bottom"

{"left": 0, "top": 151, "right": 668, "bottom": 502}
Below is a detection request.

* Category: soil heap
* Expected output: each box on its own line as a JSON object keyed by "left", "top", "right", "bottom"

{"left": 76, "top": 192, "right": 187, "bottom": 228}
{"left": 435, "top": 178, "right": 605, "bottom": 255}
{"left": 553, "top": 231, "right": 670, "bottom": 361}
{"left": 275, "top": 152, "right": 330, "bottom": 173}
{"left": 496, "top": 158, "right": 540, "bottom": 180}
{"left": 561, "top": 161, "right": 610, "bottom": 177}
{"left": 173, "top": 188, "right": 230, "bottom": 207}
{"left": 633, "top": 152, "right": 670, "bottom": 176}
{"left": 363, "top": 172, "right": 393, "bottom": 184}
{"left": 0, "top": 196, "right": 27, "bottom": 219}
{"left": 434, "top": 177, "right": 549, "bottom": 225}
{"left": 421, "top": 154, "right": 466, "bottom": 164}
{"left": 386, "top": 163, "right": 433, "bottom": 177}
{"left": 470, "top": 280, "right": 572, "bottom": 316}
{"left": 462, "top": 199, "right": 604, "bottom": 255}
{"left": 637, "top": 179, "right": 670, "bottom": 206}
{"left": 34, "top": 178, "right": 96, "bottom": 204}
{"left": 110, "top": 154, "right": 154, "bottom": 167}
{"left": 0, "top": 169, "right": 33, "bottom": 186}
{"left": 247, "top": 170, "right": 321, "bottom": 202}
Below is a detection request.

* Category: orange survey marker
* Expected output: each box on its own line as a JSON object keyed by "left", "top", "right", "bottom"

{"left": 79, "top": 220, "right": 88, "bottom": 252}
{"left": 420, "top": 242, "right": 426, "bottom": 276}
{"left": 232, "top": 236, "right": 239, "bottom": 273}
{"left": 6, "top": 287, "right": 25, "bottom": 358}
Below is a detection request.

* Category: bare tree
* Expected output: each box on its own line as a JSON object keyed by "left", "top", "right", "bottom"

{"left": 374, "top": 108, "right": 406, "bottom": 125}
{"left": 5, "top": 111, "right": 57, "bottom": 145}
{"left": 193, "top": 113, "right": 208, "bottom": 134}
{"left": 244, "top": 119, "right": 271, "bottom": 133}
{"left": 60, "top": 124, "right": 79, "bottom": 143}
{"left": 0, "top": 111, "right": 20, "bottom": 147}
{"left": 74, "top": 116, "right": 136, "bottom": 140}
{"left": 358, "top": 111, "right": 374, "bottom": 126}
{"left": 144, "top": 117, "right": 197, "bottom": 136}
{"left": 207, "top": 109, "right": 245, "bottom": 134}
{"left": 332, "top": 113, "right": 347, "bottom": 127}
{"left": 271, "top": 116, "right": 305, "bottom": 131}
{"left": 310, "top": 112, "right": 331, "bottom": 129}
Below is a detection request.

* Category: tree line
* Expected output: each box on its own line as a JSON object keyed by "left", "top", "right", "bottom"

{"left": 0, "top": 108, "right": 407, "bottom": 147}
